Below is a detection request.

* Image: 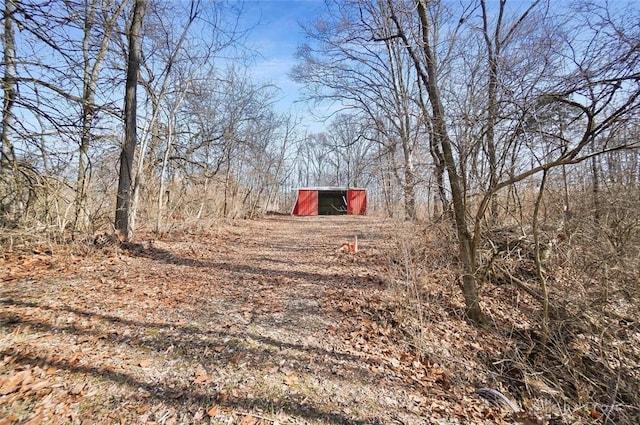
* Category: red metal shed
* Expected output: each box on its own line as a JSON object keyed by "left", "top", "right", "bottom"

{"left": 292, "top": 187, "right": 367, "bottom": 216}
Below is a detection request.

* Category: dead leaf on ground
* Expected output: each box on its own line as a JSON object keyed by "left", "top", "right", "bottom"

{"left": 207, "top": 404, "right": 219, "bottom": 417}
{"left": 0, "top": 217, "right": 534, "bottom": 424}
{"left": 589, "top": 408, "right": 601, "bottom": 419}
{"left": 240, "top": 414, "right": 259, "bottom": 425}
{"left": 28, "top": 379, "right": 51, "bottom": 393}
{"left": 69, "top": 382, "right": 85, "bottom": 395}
{"left": 23, "top": 413, "right": 45, "bottom": 425}
{"left": 0, "top": 370, "right": 29, "bottom": 395}
{"left": 194, "top": 371, "right": 212, "bottom": 384}
{"left": 0, "top": 416, "right": 17, "bottom": 425}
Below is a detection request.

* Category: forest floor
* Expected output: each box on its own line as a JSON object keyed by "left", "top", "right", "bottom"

{"left": 2, "top": 215, "right": 521, "bottom": 424}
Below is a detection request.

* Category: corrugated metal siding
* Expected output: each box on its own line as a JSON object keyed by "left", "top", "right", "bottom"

{"left": 292, "top": 190, "right": 318, "bottom": 215}
{"left": 347, "top": 189, "right": 367, "bottom": 215}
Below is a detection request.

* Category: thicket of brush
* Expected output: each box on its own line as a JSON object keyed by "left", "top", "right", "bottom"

{"left": 387, "top": 181, "right": 640, "bottom": 424}
{"left": 0, "top": 160, "right": 294, "bottom": 255}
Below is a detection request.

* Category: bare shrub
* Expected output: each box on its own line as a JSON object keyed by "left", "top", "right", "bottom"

{"left": 387, "top": 184, "right": 640, "bottom": 424}
{"left": 385, "top": 221, "right": 507, "bottom": 388}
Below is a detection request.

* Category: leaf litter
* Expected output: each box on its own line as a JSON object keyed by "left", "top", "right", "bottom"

{"left": 1, "top": 216, "right": 505, "bottom": 424}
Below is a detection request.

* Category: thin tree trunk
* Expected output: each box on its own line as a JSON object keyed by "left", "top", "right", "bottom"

{"left": 75, "top": 0, "right": 128, "bottom": 232}
{"left": 382, "top": 162, "right": 393, "bottom": 218}
{"left": 156, "top": 117, "right": 173, "bottom": 234}
{"left": 131, "top": 1, "right": 199, "bottom": 232}
{"left": 591, "top": 152, "right": 601, "bottom": 226}
{"left": 403, "top": 154, "right": 417, "bottom": 221}
{"left": 0, "top": 0, "right": 22, "bottom": 225}
{"left": 414, "top": 0, "right": 484, "bottom": 323}
{"left": 430, "top": 137, "right": 449, "bottom": 218}
{"left": 115, "top": 0, "right": 146, "bottom": 240}
{"left": 532, "top": 168, "right": 550, "bottom": 344}
{"left": 223, "top": 152, "right": 231, "bottom": 218}
{"left": 2, "top": 0, "right": 19, "bottom": 222}
{"left": 196, "top": 177, "right": 209, "bottom": 219}
{"left": 130, "top": 94, "right": 158, "bottom": 234}
{"left": 1, "top": 0, "right": 17, "bottom": 167}
{"left": 480, "top": 0, "right": 501, "bottom": 224}
{"left": 156, "top": 93, "right": 186, "bottom": 233}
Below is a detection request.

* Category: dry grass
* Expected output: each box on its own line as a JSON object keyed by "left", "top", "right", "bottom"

{"left": 385, "top": 187, "right": 640, "bottom": 424}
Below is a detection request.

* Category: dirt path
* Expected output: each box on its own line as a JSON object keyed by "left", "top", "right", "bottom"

{"left": 1, "top": 216, "right": 489, "bottom": 424}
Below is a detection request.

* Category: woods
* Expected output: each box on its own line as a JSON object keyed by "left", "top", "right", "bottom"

{"left": 0, "top": 0, "right": 297, "bottom": 234}
{"left": 1, "top": 0, "right": 640, "bottom": 423}
{"left": 292, "top": 0, "right": 640, "bottom": 324}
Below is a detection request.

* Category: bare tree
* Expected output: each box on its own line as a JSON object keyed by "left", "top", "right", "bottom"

{"left": 128, "top": 0, "right": 202, "bottom": 234}
{"left": 292, "top": 0, "right": 427, "bottom": 220}
{"left": 1, "top": 0, "right": 19, "bottom": 224}
{"left": 115, "top": 0, "right": 146, "bottom": 240}
{"left": 1, "top": 1, "right": 130, "bottom": 230}
{"left": 325, "top": 114, "right": 376, "bottom": 187}
{"left": 0, "top": 0, "right": 292, "bottom": 234}
{"left": 1, "top": 0, "right": 17, "bottom": 168}
{"left": 478, "top": 0, "right": 542, "bottom": 222}
{"left": 295, "top": 133, "right": 332, "bottom": 187}
{"left": 356, "top": 0, "right": 639, "bottom": 323}
{"left": 75, "top": 0, "right": 129, "bottom": 231}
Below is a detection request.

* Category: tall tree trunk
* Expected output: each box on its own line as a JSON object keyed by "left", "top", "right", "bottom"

{"left": 75, "top": 1, "right": 96, "bottom": 232}
{"left": 196, "top": 177, "right": 209, "bottom": 219}
{"left": 1, "top": 0, "right": 20, "bottom": 224}
{"left": 223, "top": 150, "right": 231, "bottom": 218}
{"left": 429, "top": 135, "right": 449, "bottom": 218}
{"left": 75, "top": 0, "right": 127, "bottom": 232}
{"left": 532, "top": 169, "right": 550, "bottom": 344}
{"left": 115, "top": 0, "right": 146, "bottom": 240}
{"left": 156, "top": 93, "right": 186, "bottom": 233}
{"left": 414, "top": 0, "right": 485, "bottom": 323}
{"left": 156, "top": 117, "right": 173, "bottom": 234}
{"left": 130, "top": 93, "right": 158, "bottom": 234}
{"left": 485, "top": 53, "right": 499, "bottom": 222}
{"left": 1, "top": 0, "right": 17, "bottom": 167}
{"left": 480, "top": 0, "right": 500, "bottom": 224}
{"left": 132, "top": 1, "right": 199, "bottom": 233}
{"left": 382, "top": 153, "right": 394, "bottom": 218}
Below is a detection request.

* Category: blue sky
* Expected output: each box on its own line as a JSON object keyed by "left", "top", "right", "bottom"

{"left": 238, "top": 0, "right": 326, "bottom": 128}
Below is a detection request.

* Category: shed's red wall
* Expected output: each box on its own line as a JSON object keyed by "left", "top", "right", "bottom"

{"left": 292, "top": 190, "right": 318, "bottom": 215}
{"left": 293, "top": 189, "right": 366, "bottom": 216}
{"left": 347, "top": 190, "right": 367, "bottom": 215}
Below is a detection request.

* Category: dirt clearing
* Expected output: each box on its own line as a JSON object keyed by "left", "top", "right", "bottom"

{"left": 1, "top": 216, "right": 495, "bottom": 424}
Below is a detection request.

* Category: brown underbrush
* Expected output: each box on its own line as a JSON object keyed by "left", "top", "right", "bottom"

{"left": 387, "top": 196, "right": 640, "bottom": 424}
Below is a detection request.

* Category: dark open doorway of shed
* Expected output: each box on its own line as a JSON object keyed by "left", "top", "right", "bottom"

{"left": 318, "top": 190, "right": 347, "bottom": 215}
